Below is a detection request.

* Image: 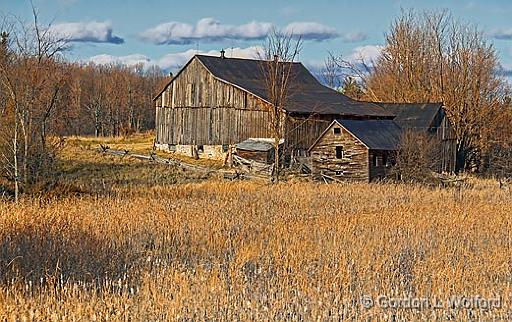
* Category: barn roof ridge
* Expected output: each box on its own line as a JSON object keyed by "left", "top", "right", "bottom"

{"left": 373, "top": 102, "right": 444, "bottom": 130}
{"left": 154, "top": 54, "right": 394, "bottom": 118}
{"left": 195, "top": 55, "right": 393, "bottom": 117}
{"left": 195, "top": 53, "right": 303, "bottom": 64}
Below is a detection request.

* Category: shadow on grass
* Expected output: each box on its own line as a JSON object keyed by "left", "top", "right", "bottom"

{"left": 0, "top": 224, "right": 142, "bottom": 291}
{"left": 58, "top": 159, "right": 209, "bottom": 194}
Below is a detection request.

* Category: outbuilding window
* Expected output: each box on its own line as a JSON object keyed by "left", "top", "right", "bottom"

{"left": 335, "top": 146, "right": 344, "bottom": 159}
{"left": 333, "top": 127, "right": 341, "bottom": 135}
{"left": 373, "top": 154, "right": 379, "bottom": 167}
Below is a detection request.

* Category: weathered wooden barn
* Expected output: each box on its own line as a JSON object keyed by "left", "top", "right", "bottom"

{"left": 153, "top": 53, "right": 456, "bottom": 181}
{"left": 153, "top": 54, "right": 393, "bottom": 156}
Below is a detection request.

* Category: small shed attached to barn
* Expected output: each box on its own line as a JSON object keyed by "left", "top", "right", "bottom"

{"left": 375, "top": 102, "right": 456, "bottom": 173}
{"left": 235, "top": 138, "right": 283, "bottom": 164}
{"left": 309, "top": 119, "right": 402, "bottom": 182}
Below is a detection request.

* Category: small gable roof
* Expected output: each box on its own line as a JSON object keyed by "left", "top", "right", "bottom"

{"left": 338, "top": 119, "right": 402, "bottom": 150}
{"left": 310, "top": 119, "right": 402, "bottom": 151}
{"left": 374, "top": 102, "right": 443, "bottom": 131}
{"left": 156, "top": 55, "right": 393, "bottom": 118}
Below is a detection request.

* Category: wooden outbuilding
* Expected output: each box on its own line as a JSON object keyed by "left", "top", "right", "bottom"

{"left": 309, "top": 119, "right": 402, "bottom": 181}
{"left": 375, "top": 103, "right": 456, "bottom": 173}
{"left": 234, "top": 138, "right": 283, "bottom": 164}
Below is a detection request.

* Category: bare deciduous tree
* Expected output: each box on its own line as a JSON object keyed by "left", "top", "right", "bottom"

{"left": 259, "top": 29, "right": 302, "bottom": 182}
{"left": 392, "top": 130, "right": 441, "bottom": 183}
{"left": 321, "top": 52, "right": 378, "bottom": 100}
{"left": 0, "top": 7, "right": 68, "bottom": 201}
{"left": 321, "top": 53, "right": 343, "bottom": 90}
{"left": 364, "top": 9, "right": 509, "bottom": 172}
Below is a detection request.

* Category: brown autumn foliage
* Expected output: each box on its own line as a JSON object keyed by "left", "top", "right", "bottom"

{"left": 56, "top": 63, "right": 164, "bottom": 137}
{"left": 392, "top": 130, "right": 441, "bottom": 183}
{"left": 363, "top": 9, "right": 511, "bottom": 172}
{"left": 0, "top": 12, "right": 164, "bottom": 198}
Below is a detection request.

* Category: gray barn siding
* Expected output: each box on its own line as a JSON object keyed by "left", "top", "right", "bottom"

{"left": 285, "top": 116, "right": 332, "bottom": 152}
{"left": 437, "top": 117, "right": 457, "bottom": 173}
{"left": 155, "top": 57, "right": 335, "bottom": 149}
{"left": 156, "top": 106, "right": 271, "bottom": 145}
{"left": 155, "top": 58, "right": 273, "bottom": 146}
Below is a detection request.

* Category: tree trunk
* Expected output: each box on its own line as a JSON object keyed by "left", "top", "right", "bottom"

{"left": 13, "top": 103, "right": 19, "bottom": 202}
{"left": 273, "top": 138, "right": 280, "bottom": 183}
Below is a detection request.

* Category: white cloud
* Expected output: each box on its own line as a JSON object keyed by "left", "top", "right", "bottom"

{"left": 87, "top": 46, "right": 264, "bottom": 72}
{"left": 49, "top": 21, "right": 124, "bottom": 44}
{"left": 88, "top": 54, "right": 151, "bottom": 66}
{"left": 346, "top": 45, "right": 383, "bottom": 63}
{"left": 139, "top": 18, "right": 272, "bottom": 45}
{"left": 140, "top": 18, "right": 359, "bottom": 44}
{"left": 340, "top": 32, "right": 368, "bottom": 43}
{"left": 489, "top": 28, "right": 512, "bottom": 40}
{"left": 283, "top": 22, "right": 339, "bottom": 41}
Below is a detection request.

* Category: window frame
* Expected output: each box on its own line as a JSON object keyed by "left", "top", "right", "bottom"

{"left": 335, "top": 146, "right": 344, "bottom": 159}
{"left": 373, "top": 154, "right": 380, "bottom": 167}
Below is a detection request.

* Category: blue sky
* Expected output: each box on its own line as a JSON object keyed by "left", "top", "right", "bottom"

{"left": 3, "top": 0, "right": 512, "bottom": 73}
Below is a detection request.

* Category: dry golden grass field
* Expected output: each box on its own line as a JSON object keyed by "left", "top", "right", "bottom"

{"left": 1, "top": 135, "right": 512, "bottom": 321}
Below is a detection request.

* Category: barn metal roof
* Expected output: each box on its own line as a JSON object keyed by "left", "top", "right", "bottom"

{"left": 374, "top": 102, "right": 443, "bottom": 130}
{"left": 336, "top": 119, "right": 402, "bottom": 150}
{"left": 194, "top": 55, "right": 393, "bottom": 118}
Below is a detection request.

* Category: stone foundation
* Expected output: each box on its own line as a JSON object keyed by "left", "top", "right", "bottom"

{"left": 155, "top": 143, "right": 227, "bottom": 161}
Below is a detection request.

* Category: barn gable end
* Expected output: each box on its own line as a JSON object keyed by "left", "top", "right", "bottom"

{"left": 155, "top": 57, "right": 273, "bottom": 151}
{"left": 309, "top": 121, "right": 370, "bottom": 181}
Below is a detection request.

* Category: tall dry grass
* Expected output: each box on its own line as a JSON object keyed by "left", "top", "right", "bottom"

{"left": 1, "top": 180, "right": 511, "bottom": 320}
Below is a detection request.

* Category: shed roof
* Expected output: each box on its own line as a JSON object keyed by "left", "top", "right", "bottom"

{"left": 156, "top": 55, "right": 393, "bottom": 118}
{"left": 308, "top": 119, "right": 401, "bottom": 151}
{"left": 374, "top": 102, "right": 443, "bottom": 130}
{"left": 235, "top": 138, "right": 279, "bottom": 152}
{"left": 337, "top": 119, "right": 402, "bottom": 150}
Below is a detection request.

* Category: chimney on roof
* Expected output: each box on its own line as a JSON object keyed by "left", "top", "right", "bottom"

{"left": 220, "top": 49, "right": 226, "bottom": 59}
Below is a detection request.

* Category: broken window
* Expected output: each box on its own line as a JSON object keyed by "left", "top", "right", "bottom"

{"left": 335, "top": 146, "right": 344, "bottom": 159}
{"left": 197, "top": 145, "right": 204, "bottom": 154}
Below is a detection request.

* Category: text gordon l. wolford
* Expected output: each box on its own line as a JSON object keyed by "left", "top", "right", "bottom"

{"left": 360, "top": 295, "right": 502, "bottom": 310}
